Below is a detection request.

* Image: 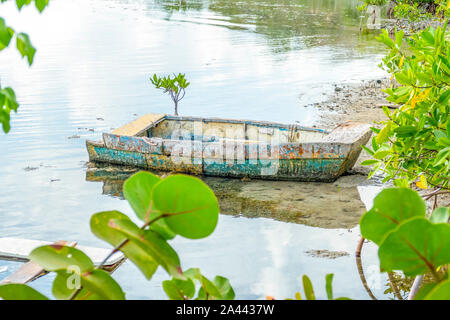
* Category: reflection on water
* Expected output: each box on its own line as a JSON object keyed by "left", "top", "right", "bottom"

{"left": 0, "top": 0, "right": 391, "bottom": 299}
{"left": 152, "top": 0, "right": 383, "bottom": 54}
{"left": 86, "top": 164, "right": 369, "bottom": 229}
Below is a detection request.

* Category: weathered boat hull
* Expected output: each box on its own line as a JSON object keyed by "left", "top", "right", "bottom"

{"left": 86, "top": 114, "right": 371, "bottom": 182}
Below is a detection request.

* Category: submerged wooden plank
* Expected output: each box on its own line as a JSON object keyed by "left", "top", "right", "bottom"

{"left": 112, "top": 114, "right": 165, "bottom": 136}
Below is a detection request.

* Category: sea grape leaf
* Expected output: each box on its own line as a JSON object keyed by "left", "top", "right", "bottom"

{"left": 378, "top": 217, "right": 450, "bottom": 277}
{"left": 52, "top": 269, "right": 125, "bottom": 300}
{"left": 360, "top": 188, "right": 426, "bottom": 245}
{"left": 90, "top": 210, "right": 159, "bottom": 279}
{"left": 184, "top": 268, "right": 222, "bottom": 299}
{"left": 152, "top": 175, "right": 219, "bottom": 239}
{"left": 108, "top": 218, "right": 183, "bottom": 279}
{"left": 162, "top": 278, "right": 195, "bottom": 300}
{"left": 29, "top": 245, "right": 94, "bottom": 273}
{"left": 213, "top": 276, "right": 235, "bottom": 300}
{"left": 0, "top": 284, "right": 49, "bottom": 300}
{"left": 123, "top": 171, "right": 160, "bottom": 221}
{"left": 123, "top": 171, "right": 175, "bottom": 240}
{"left": 423, "top": 280, "right": 450, "bottom": 300}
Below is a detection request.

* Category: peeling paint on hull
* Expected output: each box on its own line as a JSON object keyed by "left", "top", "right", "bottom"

{"left": 86, "top": 114, "right": 371, "bottom": 181}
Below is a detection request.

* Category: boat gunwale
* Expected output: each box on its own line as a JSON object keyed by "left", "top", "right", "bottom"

{"left": 162, "top": 115, "right": 331, "bottom": 134}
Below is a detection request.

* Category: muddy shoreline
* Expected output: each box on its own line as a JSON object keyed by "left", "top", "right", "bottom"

{"left": 309, "top": 78, "right": 391, "bottom": 176}
{"left": 310, "top": 78, "right": 449, "bottom": 208}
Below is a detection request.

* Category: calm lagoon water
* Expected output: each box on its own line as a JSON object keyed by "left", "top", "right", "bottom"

{"left": 0, "top": 0, "right": 393, "bottom": 299}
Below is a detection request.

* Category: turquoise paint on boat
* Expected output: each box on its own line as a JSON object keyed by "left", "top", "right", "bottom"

{"left": 86, "top": 114, "right": 372, "bottom": 182}
{"left": 93, "top": 146, "right": 148, "bottom": 168}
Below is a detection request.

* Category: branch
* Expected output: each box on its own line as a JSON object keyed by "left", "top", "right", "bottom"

{"left": 69, "top": 205, "right": 208, "bottom": 299}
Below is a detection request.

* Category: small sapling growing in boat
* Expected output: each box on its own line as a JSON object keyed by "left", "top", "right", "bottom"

{"left": 150, "top": 73, "right": 189, "bottom": 116}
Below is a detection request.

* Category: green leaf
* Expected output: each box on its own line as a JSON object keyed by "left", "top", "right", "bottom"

{"left": 376, "top": 122, "right": 391, "bottom": 144}
{"left": 373, "top": 150, "right": 390, "bottom": 160}
{"left": 0, "top": 108, "right": 11, "bottom": 133}
{"left": 0, "top": 284, "right": 49, "bottom": 300}
{"left": 52, "top": 269, "right": 125, "bottom": 300}
{"left": 34, "top": 0, "right": 49, "bottom": 12}
{"left": 423, "top": 280, "right": 450, "bottom": 300}
{"left": 434, "top": 130, "right": 447, "bottom": 140}
{"left": 360, "top": 159, "right": 379, "bottom": 166}
{"left": 29, "top": 245, "right": 94, "bottom": 273}
{"left": 0, "top": 18, "right": 14, "bottom": 51}
{"left": 16, "top": 0, "right": 32, "bottom": 10}
{"left": 379, "top": 217, "right": 450, "bottom": 277}
{"left": 80, "top": 269, "right": 125, "bottom": 300}
{"left": 395, "top": 29, "right": 404, "bottom": 48}
{"left": 213, "top": 276, "right": 235, "bottom": 300}
{"left": 196, "top": 280, "right": 221, "bottom": 300}
{"left": 433, "top": 147, "right": 450, "bottom": 167}
{"left": 16, "top": 32, "right": 36, "bottom": 65}
{"left": 108, "top": 218, "right": 183, "bottom": 279}
{"left": 394, "top": 126, "right": 418, "bottom": 138}
{"left": 395, "top": 73, "right": 412, "bottom": 86}
{"left": 393, "top": 178, "right": 410, "bottom": 188}
{"left": 438, "top": 90, "right": 450, "bottom": 105}
{"left": 429, "top": 207, "right": 449, "bottom": 224}
{"left": 302, "top": 275, "right": 315, "bottom": 300}
{"left": 123, "top": 171, "right": 176, "bottom": 239}
{"left": 438, "top": 137, "right": 450, "bottom": 147}
{"left": 123, "top": 171, "right": 160, "bottom": 221}
{"left": 90, "top": 210, "right": 159, "bottom": 279}
{"left": 152, "top": 175, "right": 219, "bottom": 239}
{"left": 414, "top": 282, "right": 437, "bottom": 300}
{"left": 163, "top": 278, "right": 195, "bottom": 300}
{"left": 1, "top": 87, "right": 19, "bottom": 111}
{"left": 325, "top": 274, "right": 333, "bottom": 300}
{"left": 28, "top": 244, "right": 125, "bottom": 300}
{"left": 361, "top": 145, "right": 374, "bottom": 156}
{"left": 421, "top": 31, "right": 435, "bottom": 46}
{"left": 184, "top": 268, "right": 223, "bottom": 299}
{"left": 360, "top": 188, "right": 426, "bottom": 245}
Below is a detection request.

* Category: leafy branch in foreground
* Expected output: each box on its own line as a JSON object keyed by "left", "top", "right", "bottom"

{"left": 360, "top": 187, "right": 450, "bottom": 300}
{"left": 150, "top": 73, "right": 189, "bottom": 116}
{"left": 0, "top": 171, "right": 234, "bottom": 300}
{"left": 362, "top": 24, "right": 449, "bottom": 191}
{"left": 0, "top": 0, "right": 50, "bottom": 133}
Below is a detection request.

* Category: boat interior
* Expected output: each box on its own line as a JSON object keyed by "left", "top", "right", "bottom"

{"left": 143, "top": 115, "right": 330, "bottom": 144}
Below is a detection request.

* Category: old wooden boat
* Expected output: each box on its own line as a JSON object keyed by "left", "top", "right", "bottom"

{"left": 86, "top": 114, "right": 372, "bottom": 182}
